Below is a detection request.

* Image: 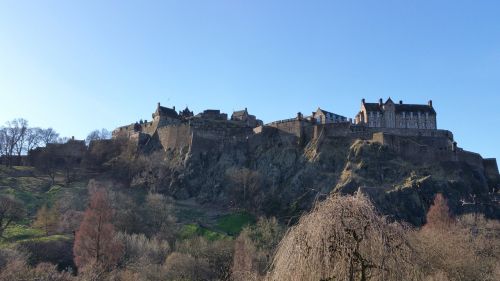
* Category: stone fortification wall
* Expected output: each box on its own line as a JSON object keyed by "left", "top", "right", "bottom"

{"left": 129, "top": 132, "right": 150, "bottom": 147}
{"left": 155, "top": 119, "right": 254, "bottom": 154}
{"left": 267, "top": 119, "right": 304, "bottom": 137}
{"left": 113, "top": 120, "right": 158, "bottom": 138}
{"left": 266, "top": 119, "right": 315, "bottom": 144}
{"left": 371, "top": 132, "right": 486, "bottom": 169}
{"left": 455, "top": 149, "right": 485, "bottom": 169}
{"left": 483, "top": 158, "right": 500, "bottom": 178}
{"left": 315, "top": 123, "right": 371, "bottom": 139}
{"left": 156, "top": 124, "right": 192, "bottom": 151}
{"left": 141, "top": 121, "right": 157, "bottom": 135}
{"left": 366, "top": 127, "right": 453, "bottom": 140}
{"left": 316, "top": 123, "right": 453, "bottom": 142}
{"left": 189, "top": 120, "right": 254, "bottom": 154}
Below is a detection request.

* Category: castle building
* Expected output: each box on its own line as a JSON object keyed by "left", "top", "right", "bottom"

{"left": 311, "top": 107, "right": 348, "bottom": 124}
{"left": 195, "top": 109, "right": 228, "bottom": 120}
{"left": 354, "top": 98, "right": 437, "bottom": 129}
{"left": 179, "top": 106, "right": 194, "bottom": 119}
{"left": 231, "top": 108, "right": 262, "bottom": 127}
{"left": 152, "top": 103, "right": 180, "bottom": 126}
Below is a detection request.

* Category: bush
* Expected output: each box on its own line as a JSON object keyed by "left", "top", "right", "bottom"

{"left": 268, "top": 194, "right": 416, "bottom": 281}
{"left": 414, "top": 213, "right": 500, "bottom": 281}
{"left": 163, "top": 252, "right": 214, "bottom": 281}
{"left": 116, "top": 232, "right": 171, "bottom": 268}
{"left": 176, "top": 236, "right": 234, "bottom": 280}
{"left": 0, "top": 261, "right": 73, "bottom": 281}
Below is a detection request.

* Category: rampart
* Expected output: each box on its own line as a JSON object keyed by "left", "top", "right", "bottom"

{"left": 154, "top": 119, "right": 254, "bottom": 154}
{"left": 371, "top": 132, "right": 485, "bottom": 169}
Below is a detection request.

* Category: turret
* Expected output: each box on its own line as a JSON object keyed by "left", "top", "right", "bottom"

{"left": 297, "top": 112, "right": 303, "bottom": 120}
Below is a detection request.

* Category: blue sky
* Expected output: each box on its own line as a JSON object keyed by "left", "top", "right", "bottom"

{"left": 0, "top": 1, "right": 499, "bottom": 158}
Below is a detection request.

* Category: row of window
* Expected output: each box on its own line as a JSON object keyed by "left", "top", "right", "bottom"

{"left": 367, "top": 111, "right": 433, "bottom": 118}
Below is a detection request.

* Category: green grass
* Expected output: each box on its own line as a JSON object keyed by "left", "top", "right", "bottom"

{"left": 216, "top": 212, "right": 256, "bottom": 235}
{"left": 2, "top": 225, "right": 44, "bottom": 241}
{"left": 180, "top": 224, "right": 229, "bottom": 241}
{"left": 1, "top": 224, "right": 71, "bottom": 248}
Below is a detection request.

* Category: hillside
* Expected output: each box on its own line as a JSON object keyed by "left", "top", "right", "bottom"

{"left": 112, "top": 129, "right": 499, "bottom": 226}
{"left": 1, "top": 114, "right": 499, "bottom": 280}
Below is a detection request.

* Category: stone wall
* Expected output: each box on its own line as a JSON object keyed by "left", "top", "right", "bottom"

{"left": 484, "top": 158, "right": 500, "bottom": 179}
{"left": 266, "top": 119, "right": 315, "bottom": 144}
{"left": 154, "top": 119, "right": 255, "bottom": 154}
{"left": 156, "top": 124, "right": 192, "bottom": 151}
{"left": 370, "top": 131, "right": 488, "bottom": 170}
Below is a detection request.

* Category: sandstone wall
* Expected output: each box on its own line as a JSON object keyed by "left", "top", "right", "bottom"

{"left": 156, "top": 124, "right": 192, "bottom": 151}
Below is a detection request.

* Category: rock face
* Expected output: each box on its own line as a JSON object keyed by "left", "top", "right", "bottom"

{"left": 125, "top": 126, "right": 499, "bottom": 226}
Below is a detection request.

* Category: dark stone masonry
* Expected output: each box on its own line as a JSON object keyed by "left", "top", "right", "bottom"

{"left": 111, "top": 98, "right": 499, "bottom": 181}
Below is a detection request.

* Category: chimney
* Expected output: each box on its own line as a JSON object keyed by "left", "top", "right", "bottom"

{"left": 428, "top": 100, "right": 433, "bottom": 107}
{"left": 362, "top": 98, "right": 366, "bottom": 104}
{"left": 157, "top": 102, "right": 160, "bottom": 108}
{"left": 173, "top": 106, "right": 176, "bottom": 111}
{"left": 399, "top": 100, "right": 403, "bottom": 104}
{"left": 379, "top": 98, "right": 383, "bottom": 106}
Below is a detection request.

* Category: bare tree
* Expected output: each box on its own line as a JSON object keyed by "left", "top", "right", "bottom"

{"left": 424, "top": 193, "right": 454, "bottom": 230}
{"left": 226, "top": 167, "right": 262, "bottom": 204}
{"left": 24, "top": 127, "right": 43, "bottom": 153}
{"left": 414, "top": 201, "right": 500, "bottom": 281}
{"left": 33, "top": 145, "right": 58, "bottom": 185}
{"left": 2, "top": 119, "right": 28, "bottom": 166}
{"left": 269, "top": 194, "right": 417, "bottom": 281}
{"left": 0, "top": 128, "right": 7, "bottom": 164}
{"left": 12, "top": 119, "right": 29, "bottom": 161}
{"left": 0, "top": 195, "right": 26, "bottom": 238}
{"left": 232, "top": 234, "right": 261, "bottom": 281}
{"left": 39, "top": 128, "right": 59, "bottom": 146}
{"left": 73, "top": 189, "right": 123, "bottom": 269}
{"left": 33, "top": 204, "right": 60, "bottom": 236}
{"left": 86, "top": 129, "right": 111, "bottom": 145}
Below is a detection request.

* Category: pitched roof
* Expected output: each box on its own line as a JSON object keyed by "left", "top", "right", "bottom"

{"left": 363, "top": 103, "right": 383, "bottom": 112}
{"left": 395, "top": 104, "right": 436, "bottom": 114}
{"left": 316, "top": 108, "right": 348, "bottom": 119}
{"left": 318, "top": 108, "right": 334, "bottom": 116}
{"left": 363, "top": 100, "right": 436, "bottom": 114}
{"left": 157, "top": 106, "right": 179, "bottom": 118}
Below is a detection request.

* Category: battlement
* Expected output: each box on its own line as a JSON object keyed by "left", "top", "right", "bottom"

{"left": 111, "top": 99, "right": 497, "bottom": 166}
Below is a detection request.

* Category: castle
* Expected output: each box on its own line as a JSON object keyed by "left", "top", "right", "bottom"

{"left": 111, "top": 98, "right": 498, "bottom": 175}
{"left": 354, "top": 98, "right": 437, "bottom": 129}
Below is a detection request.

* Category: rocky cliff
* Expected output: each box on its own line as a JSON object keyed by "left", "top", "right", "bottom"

{"left": 118, "top": 128, "right": 499, "bottom": 226}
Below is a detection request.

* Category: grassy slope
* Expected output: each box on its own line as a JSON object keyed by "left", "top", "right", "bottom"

{"left": 0, "top": 166, "right": 79, "bottom": 248}
{"left": 1, "top": 166, "right": 256, "bottom": 249}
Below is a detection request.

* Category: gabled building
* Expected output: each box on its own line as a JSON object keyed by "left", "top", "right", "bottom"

{"left": 311, "top": 108, "right": 348, "bottom": 124}
{"left": 354, "top": 98, "right": 437, "bottom": 129}
{"left": 152, "top": 103, "right": 180, "bottom": 126}
{"left": 231, "top": 108, "right": 262, "bottom": 127}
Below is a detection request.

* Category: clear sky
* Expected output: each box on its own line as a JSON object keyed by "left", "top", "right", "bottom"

{"left": 0, "top": 1, "right": 499, "bottom": 159}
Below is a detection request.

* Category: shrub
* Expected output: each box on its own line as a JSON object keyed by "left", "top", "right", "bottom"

{"left": 268, "top": 194, "right": 416, "bottom": 281}
{"left": 116, "top": 232, "right": 170, "bottom": 268}
{"left": 163, "top": 252, "right": 214, "bottom": 281}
